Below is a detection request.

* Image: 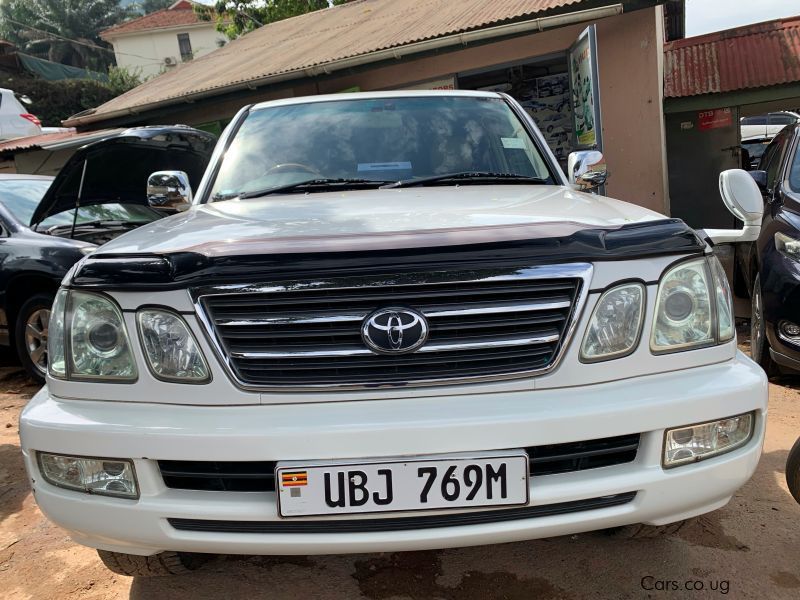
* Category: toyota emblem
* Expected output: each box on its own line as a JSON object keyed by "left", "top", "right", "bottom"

{"left": 361, "top": 308, "right": 429, "bottom": 354}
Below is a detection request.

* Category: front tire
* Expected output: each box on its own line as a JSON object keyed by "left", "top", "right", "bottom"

{"left": 786, "top": 437, "right": 800, "bottom": 505}
{"left": 97, "top": 550, "right": 209, "bottom": 577}
{"left": 751, "top": 275, "right": 779, "bottom": 377}
{"left": 14, "top": 293, "right": 54, "bottom": 384}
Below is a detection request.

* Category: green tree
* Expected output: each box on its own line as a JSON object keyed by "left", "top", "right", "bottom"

{"left": 106, "top": 64, "right": 143, "bottom": 95}
{"left": 0, "top": 0, "right": 134, "bottom": 71}
{"left": 196, "top": 1, "right": 350, "bottom": 40}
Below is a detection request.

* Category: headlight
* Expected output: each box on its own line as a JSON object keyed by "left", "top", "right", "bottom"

{"left": 775, "top": 231, "right": 800, "bottom": 260}
{"left": 47, "top": 289, "right": 68, "bottom": 378}
{"left": 580, "top": 283, "right": 645, "bottom": 362}
{"left": 37, "top": 452, "right": 138, "bottom": 498}
{"left": 663, "top": 413, "right": 754, "bottom": 468}
{"left": 47, "top": 290, "right": 137, "bottom": 382}
{"left": 651, "top": 258, "right": 715, "bottom": 352}
{"left": 137, "top": 309, "right": 210, "bottom": 383}
{"left": 709, "top": 256, "right": 734, "bottom": 342}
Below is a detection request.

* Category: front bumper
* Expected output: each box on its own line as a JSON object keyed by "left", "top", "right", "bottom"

{"left": 20, "top": 352, "right": 767, "bottom": 556}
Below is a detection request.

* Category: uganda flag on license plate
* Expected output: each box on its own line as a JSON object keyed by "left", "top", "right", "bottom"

{"left": 281, "top": 471, "right": 308, "bottom": 487}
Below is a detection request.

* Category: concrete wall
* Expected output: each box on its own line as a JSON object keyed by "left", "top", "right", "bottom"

{"left": 108, "top": 25, "right": 228, "bottom": 79}
{"left": 106, "top": 7, "right": 670, "bottom": 213}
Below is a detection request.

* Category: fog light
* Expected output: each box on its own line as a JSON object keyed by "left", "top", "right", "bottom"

{"left": 37, "top": 453, "right": 138, "bottom": 498}
{"left": 778, "top": 320, "right": 800, "bottom": 342}
{"left": 663, "top": 413, "right": 754, "bottom": 468}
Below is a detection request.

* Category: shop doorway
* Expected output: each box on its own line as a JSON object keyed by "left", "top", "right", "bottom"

{"left": 458, "top": 55, "right": 575, "bottom": 170}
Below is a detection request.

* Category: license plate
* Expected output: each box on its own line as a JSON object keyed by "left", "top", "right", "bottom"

{"left": 276, "top": 451, "right": 529, "bottom": 517}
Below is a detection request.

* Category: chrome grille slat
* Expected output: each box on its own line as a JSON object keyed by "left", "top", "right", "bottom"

{"left": 229, "top": 332, "right": 562, "bottom": 359}
{"left": 418, "top": 298, "right": 572, "bottom": 318}
{"left": 215, "top": 312, "right": 367, "bottom": 326}
{"left": 194, "top": 263, "right": 592, "bottom": 390}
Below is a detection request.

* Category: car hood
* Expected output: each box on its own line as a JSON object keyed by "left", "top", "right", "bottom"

{"left": 94, "top": 185, "right": 666, "bottom": 257}
{"left": 30, "top": 126, "right": 217, "bottom": 226}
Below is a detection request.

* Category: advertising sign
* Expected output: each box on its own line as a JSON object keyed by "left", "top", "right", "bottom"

{"left": 698, "top": 108, "right": 733, "bottom": 131}
{"left": 568, "top": 26, "right": 602, "bottom": 150}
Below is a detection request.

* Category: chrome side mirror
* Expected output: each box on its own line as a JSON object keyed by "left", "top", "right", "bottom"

{"left": 147, "top": 171, "right": 192, "bottom": 212}
{"left": 568, "top": 150, "right": 608, "bottom": 191}
{"left": 705, "top": 169, "right": 764, "bottom": 244}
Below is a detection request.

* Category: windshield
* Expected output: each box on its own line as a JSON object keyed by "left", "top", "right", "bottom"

{"left": 209, "top": 95, "right": 553, "bottom": 200}
{"left": 0, "top": 178, "right": 160, "bottom": 229}
{"left": 0, "top": 179, "right": 53, "bottom": 224}
{"left": 36, "top": 204, "right": 161, "bottom": 230}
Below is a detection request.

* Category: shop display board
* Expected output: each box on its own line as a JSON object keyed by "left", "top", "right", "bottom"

{"left": 568, "top": 25, "right": 603, "bottom": 150}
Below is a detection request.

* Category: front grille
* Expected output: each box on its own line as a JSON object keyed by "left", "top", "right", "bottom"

{"left": 195, "top": 264, "right": 590, "bottom": 389}
{"left": 158, "top": 434, "right": 640, "bottom": 493}
{"left": 167, "top": 493, "right": 637, "bottom": 534}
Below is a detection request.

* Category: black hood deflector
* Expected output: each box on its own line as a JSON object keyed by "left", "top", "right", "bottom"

{"left": 30, "top": 126, "right": 216, "bottom": 226}
{"left": 70, "top": 219, "right": 706, "bottom": 291}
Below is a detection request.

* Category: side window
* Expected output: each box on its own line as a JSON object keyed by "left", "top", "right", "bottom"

{"left": 769, "top": 113, "right": 797, "bottom": 126}
{"left": 789, "top": 141, "right": 800, "bottom": 193}
{"left": 177, "top": 33, "right": 193, "bottom": 62}
{"left": 764, "top": 133, "right": 789, "bottom": 190}
{"left": 742, "top": 116, "right": 767, "bottom": 126}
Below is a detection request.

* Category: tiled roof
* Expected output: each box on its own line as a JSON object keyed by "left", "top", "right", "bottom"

{"left": 70, "top": 0, "right": 599, "bottom": 126}
{"left": 101, "top": 1, "right": 204, "bottom": 39}
{"left": 664, "top": 16, "right": 800, "bottom": 98}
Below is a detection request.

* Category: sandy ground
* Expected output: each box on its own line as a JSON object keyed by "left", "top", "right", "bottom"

{"left": 1, "top": 340, "right": 799, "bottom": 600}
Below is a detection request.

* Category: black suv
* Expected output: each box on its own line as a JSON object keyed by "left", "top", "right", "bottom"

{"left": 734, "top": 124, "right": 800, "bottom": 375}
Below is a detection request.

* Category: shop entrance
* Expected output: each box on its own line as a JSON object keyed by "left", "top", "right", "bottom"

{"left": 458, "top": 55, "right": 575, "bottom": 170}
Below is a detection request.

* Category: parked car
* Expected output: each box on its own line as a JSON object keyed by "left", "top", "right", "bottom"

{"left": 19, "top": 91, "right": 767, "bottom": 577}
{"left": 0, "top": 126, "right": 216, "bottom": 382}
{"left": 740, "top": 111, "right": 800, "bottom": 140}
{"left": 0, "top": 88, "right": 42, "bottom": 140}
{"left": 724, "top": 124, "right": 800, "bottom": 376}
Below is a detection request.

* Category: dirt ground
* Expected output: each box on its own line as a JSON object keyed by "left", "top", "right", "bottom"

{"left": 1, "top": 340, "right": 799, "bottom": 600}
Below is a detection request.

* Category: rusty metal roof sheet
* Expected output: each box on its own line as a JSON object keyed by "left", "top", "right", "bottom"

{"left": 66, "top": 0, "right": 595, "bottom": 126}
{"left": 0, "top": 129, "right": 124, "bottom": 158}
{"left": 664, "top": 16, "right": 800, "bottom": 98}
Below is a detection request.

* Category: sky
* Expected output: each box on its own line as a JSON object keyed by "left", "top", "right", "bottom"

{"left": 685, "top": 0, "right": 798, "bottom": 36}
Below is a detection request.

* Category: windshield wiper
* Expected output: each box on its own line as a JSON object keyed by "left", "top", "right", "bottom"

{"left": 216, "top": 178, "right": 390, "bottom": 201}
{"left": 43, "top": 220, "right": 133, "bottom": 233}
{"left": 382, "top": 172, "right": 548, "bottom": 189}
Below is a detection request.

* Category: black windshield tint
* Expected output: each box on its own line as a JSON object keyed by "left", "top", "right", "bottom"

{"left": 210, "top": 95, "right": 553, "bottom": 199}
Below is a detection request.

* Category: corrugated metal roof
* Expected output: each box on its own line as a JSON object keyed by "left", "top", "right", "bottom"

{"left": 66, "top": 0, "right": 594, "bottom": 126}
{"left": 0, "top": 129, "right": 123, "bottom": 158}
{"left": 664, "top": 16, "right": 800, "bottom": 98}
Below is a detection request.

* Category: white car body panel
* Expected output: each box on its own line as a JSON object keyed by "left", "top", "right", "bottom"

{"left": 95, "top": 185, "right": 662, "bottom": 257}
{"left": 0, "top": 88, "right": 41, "bottom": 141}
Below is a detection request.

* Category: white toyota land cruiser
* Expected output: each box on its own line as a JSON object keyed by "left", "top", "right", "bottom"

{"left": 20, "top": 91, "right": 768, "bottom": 577}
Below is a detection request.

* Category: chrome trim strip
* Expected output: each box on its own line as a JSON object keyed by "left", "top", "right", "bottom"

{"left": 423, "top": 299, "right": 572, "bottom": 318}
{"left": 216, "top": 313, "right": 367, "bottom": 326}
{"left": 230, "top": 333, "right": 561, "bottom": 359}
{"left": 191, "top": 263, "right": 594, "bottom": 392}
{"left": 215, "top": 298, "right": 572, "bottom": 327}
